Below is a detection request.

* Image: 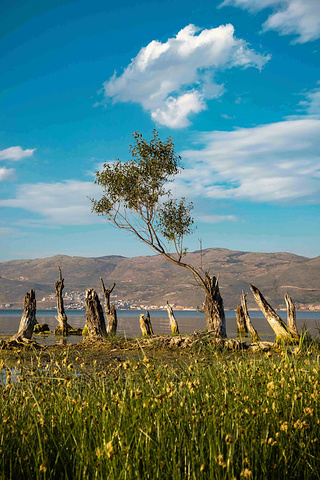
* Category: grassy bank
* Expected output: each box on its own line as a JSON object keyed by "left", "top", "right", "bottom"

{"left": 0, "top": 339, "right": 319, "bottom": 479}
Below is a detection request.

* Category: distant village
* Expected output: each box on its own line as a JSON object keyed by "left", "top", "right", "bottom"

{"left": 0, "top": 290, "right": 195, "bottom": 311}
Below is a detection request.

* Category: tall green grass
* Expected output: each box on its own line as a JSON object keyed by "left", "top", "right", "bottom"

{"left": 0, "top": 347, "right": 319, "bottom": 479}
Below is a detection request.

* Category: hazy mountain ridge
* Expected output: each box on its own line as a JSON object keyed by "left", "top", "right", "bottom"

{"left": 0, "top": 248, "right": 319, "bottom": 310}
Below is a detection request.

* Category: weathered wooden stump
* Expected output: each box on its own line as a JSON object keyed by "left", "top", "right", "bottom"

{"left": 10, "top": 290, "right": 37, "bottom": 343}
{"left": 241, "top": 291, "right": 260, "bottom": 343}
{"left": 84, "top": 288, "right": 107, "bottom": 340}
{"left": 100, "top": 278, "right": 117, "bottom": 334}
{"left": 139, "top": 314, "right": 149, "bottom": 337}
{"left": 145, "top": 310, "right": 154, "bottom": 335}
{"left": 236, "top": 304, "right": 247, "bottom": 337}
{"left": 54, "top": 267, "right": 81, "bottom": 335}
{"left": 250, "top": 284, "right": 296, "bottom": 344}
{"left": 284, "top": 292, "right": 300, "bottom": 341}
{"left": 166, "top": 302, "right": 179, "bottom": 335}
{"left": 107, "top": 305, "right": 117, "bottom": 335}
{"left": 204, "top": 274, "right": 226, "bottom": 337}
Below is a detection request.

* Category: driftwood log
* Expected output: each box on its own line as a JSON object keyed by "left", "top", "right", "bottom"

{"left": 84, "top": 288, "right": 107, "bottom": 340}
{"left": 250, "top": 284, "right": 297, "bottom": 344}
{"left": 166, "top": 302, "right": 179, "bottom": 335}
{"left": 10, "top": 290, "right": 37, "bottom": 343}
{"left": 204, "top": 274, "right": 226, "bottom": 337}
{"left": 241, "top": 291, "right": 260, "bottom": 343}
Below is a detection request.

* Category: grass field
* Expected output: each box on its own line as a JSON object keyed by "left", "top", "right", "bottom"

{"left": 0, "top": 337, "right": 319, "bottom": 479}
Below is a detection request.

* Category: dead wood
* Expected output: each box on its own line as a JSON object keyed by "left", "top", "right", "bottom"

{"left": 139, "top": 314, "right": 149, "bottom": 336}
{"left": 100, "top": 278, "right": 116, "bottom": 315}
{"left": 166, "top": 302, "right": 179, "bottom": 335}
{"left": 284, "top": 292, "right": 299, "bottom": 340}
{"left": 84, "top": 288, "right": 107, "bottom": 340}
{"left": 236, "top": 304, "right": 247, "bottom": 337}
{"left": 241, "top": 291, "right": 260, "bottom": 343}
{"left": 106, "top": 305, "right": 117, "bottom": 335}
{"left": 10, "top": 290, "right": 37, "bottom": 343}
{"left": 145, "top": 310, "right": 154, "bottom": 335}
{"left": 203, "top": 274, "right": 226, "bottom": 337}
{"left": 54, "top": 267, "right": 76, "bottom": 335}
{"left": 250, "top": 284, "right": 295, "bottom": 344}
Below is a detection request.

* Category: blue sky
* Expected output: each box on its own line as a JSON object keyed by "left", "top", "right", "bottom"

{"left": 0, "top": 0, "right": 319, "bottom": 261}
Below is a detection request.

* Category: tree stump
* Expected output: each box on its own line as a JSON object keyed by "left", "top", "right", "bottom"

{"left": 100, "top": 278, "right": 117, "bottom": 334}
{"left": 145, "top": 310, "right": 154, "bottom": 335}
{"left": 250, "top": 284, "right": 294, "bottom": 344}
{"left": 236, "top": 304, "right": 247, "bottom": 337}
{"left": 106, "top": 305, "right": 117, "bottom": 335}
{"left": 166, "top": 302, "right": 179, "bottom": 335}
{"left": 54, "top": 267, "right": 81, "bottom": 335}
{"left": 84, "top": 288, "right": 107, "bottom": 340}
{"left": 10, "top": 290, "right": 37, "bottom": 343}
{"left": 139, "top": 314, "right": 149, "bottom": 337}
{"left": 241, "top": 291, "right": 260, "bottom": 343}
{"left": 284, "top": 293, "right": 299, "bottom": 341}
{"left": 204, "top": 274, "right": 226, "bottom": 337}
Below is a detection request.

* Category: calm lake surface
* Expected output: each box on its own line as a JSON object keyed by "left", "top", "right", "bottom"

{"left": 1, "top": 309, "right": 319, "bottom": 346}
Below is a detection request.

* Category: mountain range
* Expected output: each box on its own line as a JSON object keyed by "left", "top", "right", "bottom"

{"left": 0, "top": 248, "right": 319, "bottom": 310}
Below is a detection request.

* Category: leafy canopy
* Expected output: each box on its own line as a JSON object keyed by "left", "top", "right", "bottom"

{"left": 91, "top": 131, "right": 194, "bottom": 260}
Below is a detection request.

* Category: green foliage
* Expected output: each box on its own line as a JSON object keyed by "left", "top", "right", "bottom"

{"left": 91, "top": 131, "right": 194, "bottom": 259}
{"left": 157, "top": 197, "right": 195, "bottom": 246}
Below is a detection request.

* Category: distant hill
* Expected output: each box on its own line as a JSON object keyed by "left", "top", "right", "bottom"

{"left": 0, "top": 248, "right": 319, "bottom": 310}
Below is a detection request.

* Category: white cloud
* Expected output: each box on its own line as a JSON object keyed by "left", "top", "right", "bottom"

{"left": 177, "top": 118, "right": 320, "bottom": 203}
{"left": 197, "top": 214, "right": 237, "bottom": 223}
{"left": 0, "top": 146, "right": 35, "bottom": 161}
{"left": 299, "top": 84, "right": 320, "bottom": 114}
{"left": 103, "top": 24, "right": 270, "bottom": 128}
{"left": 221, "top": 0, "right": 320, "bottom": 43}
{"left": 0, "top": 167, "right": 14, "bottom": 181}
{"left": 0, "top": 181, "right": 102, "bottom": 225}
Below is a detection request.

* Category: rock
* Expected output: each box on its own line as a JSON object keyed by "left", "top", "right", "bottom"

{"left": 34, "top": 324, "right": 51, "bottom": 334}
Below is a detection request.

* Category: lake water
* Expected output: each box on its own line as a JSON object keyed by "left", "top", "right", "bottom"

{"left": 1, "top": 309, "right": 319, "bottom": 346}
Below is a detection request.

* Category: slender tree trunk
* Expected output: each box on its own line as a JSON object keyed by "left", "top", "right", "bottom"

{"left": 145, "top": 310, "right": 154, "bottom": 335}
{"left": 106, "top": 305, "right": 117, "bottom": 335}
{"left": 166, "top": 302, "right": 179, "bottom": 335}
{"left": 236, "top": 304, "right": 247, "bottom": 337}
{"left": 241, "top": 291, "right": 260, "bottom": 343}
{"left": 284, "top": 292, "right": 299, "bottom": 340}
{"left": 250, "top": 284, "right": 294, "bottom": 344}
{"left": 84, "top": 288, "right": 107, "bottom": 340}
{"left": 204, "top": 275, "right": 226, "bottom": 337}
{"left": 10, "top": 290, "right": 37, "bottom": 342}
{"left": 139, "top": 314, "right": 149, "bottom": 336}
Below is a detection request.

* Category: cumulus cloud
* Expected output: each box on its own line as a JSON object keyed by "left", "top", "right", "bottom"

{"left": 0, "top": 167, "right": 14, "bottom": 181}
{"left": 0, "top": 181, "right": 102, "bottom": 225}
{"left": 221, "top": 0, "right": 320, "bottom": 43}
{"left": 103, "top": 24, "right": 270, "bottom": 128}
{"left": 0, "top": 146, "right": 35, "bottom": 161}
{"left": 176, "top": 118, "right": 320, "bottom": 203}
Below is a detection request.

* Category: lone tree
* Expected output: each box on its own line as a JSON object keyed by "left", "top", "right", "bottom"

{"left": 91, "top": 131, "right": 226, "bottom": 337}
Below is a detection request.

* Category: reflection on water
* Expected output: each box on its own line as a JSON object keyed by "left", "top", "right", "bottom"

{"left": 0, "top": 309, "right": 319, "bottom": 346}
